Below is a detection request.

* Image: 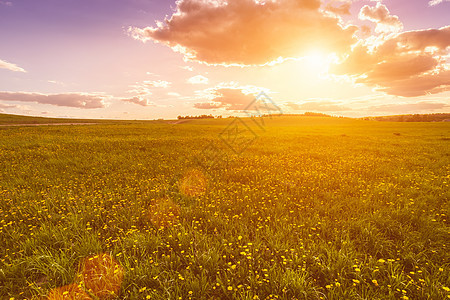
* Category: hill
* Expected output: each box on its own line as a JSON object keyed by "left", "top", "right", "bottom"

{"left": 364, "top": 113, "right": 450, "bottom": 122}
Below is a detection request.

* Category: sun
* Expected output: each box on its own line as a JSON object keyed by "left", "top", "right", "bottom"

{"left": 303, "top": 51, "right": 330, "bottom": 74}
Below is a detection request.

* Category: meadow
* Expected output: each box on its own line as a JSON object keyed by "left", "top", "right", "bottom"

{"left": 0, "top": 116, "right": 449, "bottom": 299}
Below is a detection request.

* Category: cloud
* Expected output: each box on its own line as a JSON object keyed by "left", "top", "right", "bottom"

{"left": 286, "top": 100, "right": 351, "bottom": 112}
{"left": 194, "top": 84, "right": 279, "bottom": 113}
{"left": 194, "top": 88, "right": 256, "bottom": 110}
{"left": 0, "top": 1, "right": 12, "bottom": 6}
{"left": 127, "top": 80, "right": 171, "bottom": 97}
{"left": 359, "top": 2, "right": 403, "bottom": 33}
{"left": 429, "top": 0, "right": 450, "bottom": 6}
{"left": 0, "top": 59, "right": 26, "bottom": 72}
{"left": 325, "top": 2, "right": 351, "bottom": 16}
{"left": 0, "top": 103, "right": 16, "bottom": 109}
{"left": 331, "top": 26, "right": 450, "bottom": 97}
{"left": 48, "top": 80, "right": 66, "bottom": 86}
{"left": 375, "top": 70, "right": 450, "bottom": 97}
{"left": 122, "top": 96, "right": 154, "bottom": 106}
{"left": 145, "top": 80, "right": 171, "bottom": 88}
{"left": 0, "top": 91, "right": 107, "bottom": 108}
{"left": 187, "top": 75, "right": 209, "bottom": 84}
{"left": 194, "top": 102, "right": 222, "bottom": 109}
{"left": 368, "top": 101, "right": 449, "bottom": 113}
{"left": 129, "top": 0, "right": 357, "bottom": 65}
{"left": 181, "top": 66, "right": 194, "bottom": 71}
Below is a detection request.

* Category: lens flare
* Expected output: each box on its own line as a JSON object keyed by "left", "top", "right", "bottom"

{"left": 147, "top": 197, "right": 180, "bottom": 228}
{"left": 78, "top": 253, "right": 124, "bottom": 299}
{"left": 47, "top": 284, "right": 92, "bottom": 300}
{"left": 179, "top": 168, "right": 207, "bottom": 197}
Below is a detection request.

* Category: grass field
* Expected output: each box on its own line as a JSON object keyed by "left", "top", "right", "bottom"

{"left": 0, "top": 116, "right": 449, "bottom": 299}
{"left": 0, "top": 113, "right": 154, "bottom": 125}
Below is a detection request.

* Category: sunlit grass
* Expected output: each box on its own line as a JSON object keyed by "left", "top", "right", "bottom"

{"left": 0, "top": 116, "right": 448, "bottom": 299}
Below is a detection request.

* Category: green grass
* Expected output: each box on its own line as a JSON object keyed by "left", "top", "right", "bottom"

{"left": 0, "top": 116, "right": 449, "bottom": 299}
{"left": 0, "top": 113, "right": 161, "bottom": 125}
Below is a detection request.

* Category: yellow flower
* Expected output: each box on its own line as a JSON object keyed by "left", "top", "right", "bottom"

{"left": 227, "top": 286, "right": 233, "bottom": 291}
{"left": 352, "top": 279, "right": 360, "bottom": 284}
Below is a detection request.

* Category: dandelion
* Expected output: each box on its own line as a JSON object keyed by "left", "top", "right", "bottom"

{"left": 47, "top": 284, "right": 91, "bottom": 300}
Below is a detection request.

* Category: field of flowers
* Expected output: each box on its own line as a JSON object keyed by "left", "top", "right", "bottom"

{"left": 0, "top": 116, "right": 449, "bottom": 299}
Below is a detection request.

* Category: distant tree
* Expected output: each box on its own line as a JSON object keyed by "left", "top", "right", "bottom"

{"left": 368, "top": 113, "right": 450, "bottom": 122}
{"left": 177, "top": 114, "right": 216, "bottom": 120}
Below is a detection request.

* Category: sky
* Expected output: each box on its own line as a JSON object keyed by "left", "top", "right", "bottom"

{"left": 0, "top": 0, "right": 449, "bottom": 119}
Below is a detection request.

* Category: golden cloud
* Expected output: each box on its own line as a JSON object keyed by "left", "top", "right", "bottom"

{"left": 332, "top": 26, "right": 450, "bottom": 97}
{"left": 130, "top": 0, "right": 357, "bottom": 65}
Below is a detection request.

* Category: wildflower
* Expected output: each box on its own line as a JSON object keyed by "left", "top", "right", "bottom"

{"left": 47, "top": 284, "right": 91, "bottom": 300}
